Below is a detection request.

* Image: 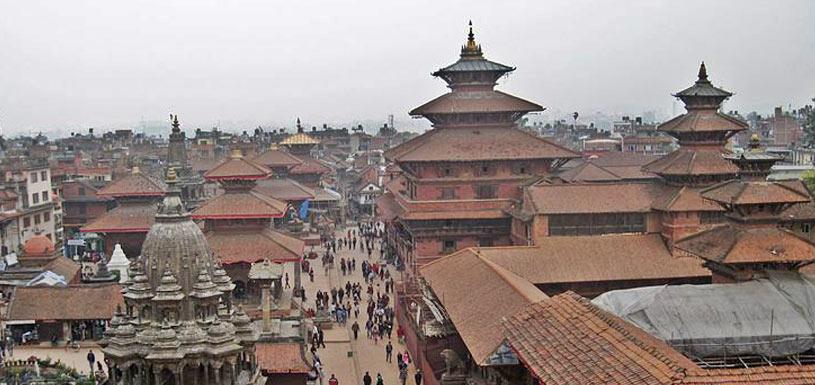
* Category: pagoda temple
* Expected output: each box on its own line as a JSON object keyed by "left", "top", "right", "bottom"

{"left": 192, "top": 150, "right": 304, "bottom": 303}
{"left": 278, "top": 119, "right": 332, "bottom": 188}
{"left": 378, "top": 22, "right": 578, "bottom": 269}
{"left": 675, "top": 139, "right": 815, "bottom": 282}
{"left": 102, "top": 168, "right": 259, "bottom": 385}
{"left": 81, "top": 167, "right": 167, "bottom": 258}
{"left": 645, "top": 62, "right": 749, "bottom": 242}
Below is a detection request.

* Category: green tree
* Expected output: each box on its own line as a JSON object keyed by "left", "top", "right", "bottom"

{"left": 802, "top": 169, "right": 815, "bottom": 192}
{"left": 802, "top": 98, "right": 815, "bottom": 147}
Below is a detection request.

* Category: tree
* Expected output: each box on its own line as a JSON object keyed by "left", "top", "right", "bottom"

{"left": 802, "top": 169, "right": 815, "bottom": 192}
{"left": 802, "top": 98, "right": 815, "bottom": 147}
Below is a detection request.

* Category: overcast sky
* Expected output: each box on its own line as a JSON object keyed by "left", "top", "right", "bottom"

{"left": 1, "top": 0, "right": 813, "bottom": 135}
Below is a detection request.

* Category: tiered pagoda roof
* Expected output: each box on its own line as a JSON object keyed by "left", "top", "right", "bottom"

{"left": 204, "top": 150, "right": 271, "bottom": 181}
{"left": 251, "top": 145, "right": 303, "bottom": 169}
{"left": 386, "top": 22, "right": 577, "bottom": 165}
{"left": 644, "top": 63, "right": 747, "bottom": 186}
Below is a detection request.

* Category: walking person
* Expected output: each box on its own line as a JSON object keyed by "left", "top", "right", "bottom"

{"left": 376, "top": 373, "right": 384, "bottom": 385}
{"left": 87, "top": 349, "right": 96, "bottom": 376}
{"left": 328, "top": 374, "right": 339, "bottom": 385}
{"left": 414, "top": 370, "right": 422, "bottom": 385}
{"left": 399, "top": 366, "right": 408, "bottom": 385}
{"left": 351, "top": 321, "right": 360, "bottom": 340}
{"left": 363, "top": 372, "right": 372, "bottom": 385}
{"left": 385, "top": 341, "right": 393, "bottom": 362}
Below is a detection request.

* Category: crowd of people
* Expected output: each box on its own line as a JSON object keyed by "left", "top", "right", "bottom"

{"left": 306, "top": 222, "right": 420, "bottom": 385}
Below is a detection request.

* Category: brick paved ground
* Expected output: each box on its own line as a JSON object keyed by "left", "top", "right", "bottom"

{"left": 289, "top": 223, "right": 413, "bottom": 385}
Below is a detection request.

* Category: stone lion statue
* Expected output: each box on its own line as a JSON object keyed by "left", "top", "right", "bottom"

{"left": 440, "top": 349, "right": 464, "bottom": 376}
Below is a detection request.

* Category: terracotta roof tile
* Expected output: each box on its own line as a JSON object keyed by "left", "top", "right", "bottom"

{"left": 8, "top": 284, "right": 123, "bottom": 320}
{"left": 256, "top": 343, "right": 310, "bottom": 374}
{"left": 251, "top": 147, "right": 303, "bottom": 168}
{"left": 43, "top": 257, "right": 81, "bottom": 283}
{"left": 701, "top": 180, "right": 811, "bottom": 205}
{"left": 409, "top": 90, "right": 543, "bottom": 116}
{"left": 478, "top": 234, "right": 709, "bottom": 284}
{"left": 385, "top": 126, "right": 579, "bottom": 163}
{"left": 658, "top": 110, "right": 747, "bottom": 134}
{"left": 288, "top": 156, "right": 332, "bottom": 175}
{"left": 526, "top": 183, "right": 663, "bottom": 214}
{"left": 204, "top": 155, "right": 271, "bottom": 180}
{"left": 420, "top": 248, "right": 547, "bottom": 365}
{"left": 556, "top": 162, "right": 622, "bottom": 183}
{"left": 675, "top": 226, "right": 815, "bottom": 264}
{"left": 81, "top": 202, "right": 157, "bottom": 233}
{"left": 208, "top": 229, "right": 303, "bottom": 264}
{"left": 643, "top": 147, "right": 740, "bottom": 176}
{"left": 97, "top": 172, "right": 166, "bottom": 198}
{"left": 253, "top": 178, "right": 316, "bottom": 201}
{"left": 652, "top": 186, "right": 724, "bottom": 212}
{"left": 782, "top": 201, "right": 815, "bottom": 222}
{"left": 192, "top": 191, "right": 287, "bottom": 219}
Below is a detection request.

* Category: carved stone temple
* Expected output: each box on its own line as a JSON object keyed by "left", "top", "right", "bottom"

{"left": 101, "top": 168, "right": 260, "bottom": 385}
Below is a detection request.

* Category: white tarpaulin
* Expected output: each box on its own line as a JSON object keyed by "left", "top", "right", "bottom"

{"left": 592, "top": 271, "right": 815, "bottom": 358}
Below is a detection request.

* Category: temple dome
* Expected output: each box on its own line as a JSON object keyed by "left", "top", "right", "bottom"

{"left": 140, "top": 169, "right": 215, "bottom": 295}
{"left": 23, "top": 234, "right": 55, "bottom": 256}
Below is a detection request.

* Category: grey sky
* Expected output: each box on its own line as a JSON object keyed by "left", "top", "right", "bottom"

{"left": 1, "top": 0, "right": 813, "bottom": 135}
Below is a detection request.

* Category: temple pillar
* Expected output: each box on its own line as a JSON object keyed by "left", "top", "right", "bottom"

{"left": 294, "top": 260, "right": 302, "bottom": 292}
{"left": 203, "top": 364, "right": 209, "bottom": 385}
{"left": 260, "top": 281, "right": 272, "bottom": 333}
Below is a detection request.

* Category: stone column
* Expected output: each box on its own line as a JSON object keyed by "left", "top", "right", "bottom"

{"left": 261, "top": 281, "right": 272, "bottom": 333}
{"left": 203, "top": 364, "right": 209, "bottom": 385}
{"left": 294, "top": 260, "right": 302, "bottom": 292}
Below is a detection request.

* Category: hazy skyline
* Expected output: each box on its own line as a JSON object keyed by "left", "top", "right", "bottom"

{"left": 1, "top": 0, "right": 813, "bottom": 135}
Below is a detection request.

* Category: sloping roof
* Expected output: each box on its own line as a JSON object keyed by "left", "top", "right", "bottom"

{"left": 251, "top": 147, "right": 303, "bottom": 168}
{"left": 782, "top": 201, "right": 815, "bottom": 222}
{"left": 507, "top": 292, "right": 815, "bottom": 385}
{"left": 657, "top": 110, "right": 747, "bottom": 133}
{"left": 280, "top": 133, "right": 319, "bottom": 146}
{"left": 81, "top": 202, "right": 157, "bottom": 233}
{"left": 375, "top": 193, "right": 404, "bottom": 222}
{"left": 556, "top": 162, "right": 622, "bottom": 183}
{"left": 8, "top": 284, "right": 123, "bottom": 320}
{"left": 478, "top": 234, "right": 709, "bottom": 285}
{"left": 385, "top": 126, "right": 578, "bottom": 163}
{"left": 192, "top": 191, "right": 287, "bottom": 219}
{"left": 204, "top": 156, "right": 270, "bottom": 180}
{"left": 525, "top": 183, "right": 663, "bottom": 214}
{"left": 208, "top": 229, "right": 303, "bottom": 265}
{"left": 410, "top": 90, "right": 543, "bottom": 116}
{"left": 256, "top": 343, "right": 310, "bottom": 374}
{"left": 643, "top": 147, "right": 740, "bottom": 176}
{"left": 701, "top": 180, "right": 811, "bottom": 205}
{"left": 584, "top": 152, "right": 661, "bottom": 167}
{"left": 652, "top": 186, "right": 724, "bottom": 212}
{"left": 420, "top": 248, "right": 547, "bottom": 365}
{"left": 503, "top": 292, "right": 694, "bottom": 385}
{"left": 289, "top": 156, "right": 332, "bottom": 175}
{"left": 43, "top": 257, "right": 81, "bottom": 283}
{"left": 675, "top": 226, "right": 815, "bottom": 265}
{"left": 254, "top": 178, "right": 316, "bottom": 201}
{"left": 433, "top": 57, "right": 514, "bottom": 74}
{"left": 97, "top": 172, "right": 166, "bottom": 198}
{"left": 403, "top": 209, "right": 506, "bottom": 221}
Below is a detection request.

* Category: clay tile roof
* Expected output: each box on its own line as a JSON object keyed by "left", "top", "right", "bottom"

{"left": 657, "top": 110, "right": 747, "bottom": 133}
{"left": 289, "top": 156, "right": 332, "bottom": 175}
{"left": 280, "top": 132, "right": 319, "bottom": 146}
{"left": 504, "top": 292, "right": 815, "bottom": 385}
{"left": 253, "top": 178, "right": 316, "bottom": 202}
{"left": 204, "top": 155, "right": 271, "bottom": 181}
{"left": 43, "top": 256, "right": 81, "bottom": 283}
{"left": 208, "top": 229, "right": 304, "bottom": 265}
{"left": 409, "top": 90, "right": 543, "bottom": 116}
{"left": 503, "top": 292, "right": 696, "bottom": 385}
{"left": 375, "top": 193, "right": 404, "bottom": 222}
{"left": 81, "top": 202, "right": 157, "bottom": 233}
{"left": 782, "top": 201, "right": 815, "bottom": 222}
{"left": 557, "top": 162, "right": 622, "bottom": 183}
{"left": 526, "top": 183, "right": 663, "bottom": 214}
{"left": 192, "top": 191, "right": 288, "bottom": 219}
{"left": 643, "top": 147, "right": 740, "bottom": 176}
{"left": 8, "top": 284, "right": 123, "bottom": 321}
{"left": 478, "top": 234, "right": 709, "bottom": 284}
{"left": 255, "top": 343, "right": 310, "bottom": 374}
{"left": 97, "top": 172, "right": 166, "bottom": 198}
{"left": 652, "top": 186, "right": 724, "bottom": 212}
{"left": 23, "top": 234, "right": 56, "bottom": 256}
{"left": 701, "top": 179, "right": 811, "bottom": 206}
{"left": 675, "top": 226, "right": 815, "bottom": 264}
{"left": 385, "top": 127, "right": 578, "bottom": 163}
{"left": 420, "top": 248, "right": 548, "bottom": 365}
{"left": 251, "top": 147, "right": 303, "bottom": 168}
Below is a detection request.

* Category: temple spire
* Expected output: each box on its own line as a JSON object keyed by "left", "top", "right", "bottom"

{"left": 171, "top": 114, "right": 180, "bottom": 133}
{"left": 296, "top": 117, "right": 303, "bottom": 133}
{"left": 697, "top": 61, "right": 708, "bottom": 83}
{"left": 461, "top": 20, "right": 483, "bottom": 58}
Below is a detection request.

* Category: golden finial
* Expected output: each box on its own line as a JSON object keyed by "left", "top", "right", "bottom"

{"left": 461, "top": 20, "right": 483, "bottom": 58}
{"left": 166, "top": 167, "right": 177, "bottom": 183}
{"left": 697, "top": 61, "right": 708, "bottom": 83}
{"left": 229, "top": 148, "right": 243, "bottom": 159}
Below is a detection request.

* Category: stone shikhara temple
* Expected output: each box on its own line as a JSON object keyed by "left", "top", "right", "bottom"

{"left": 102, "top": 168, "right": 259, "bottom": 385}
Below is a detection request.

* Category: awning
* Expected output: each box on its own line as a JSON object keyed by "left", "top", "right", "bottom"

{"left": 5, "top": 320, "right": 36, "bottom": 325}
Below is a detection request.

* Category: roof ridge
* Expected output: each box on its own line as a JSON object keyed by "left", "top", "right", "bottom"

{"left": 475, "top": 249, "right": 548, "bottom": 304}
